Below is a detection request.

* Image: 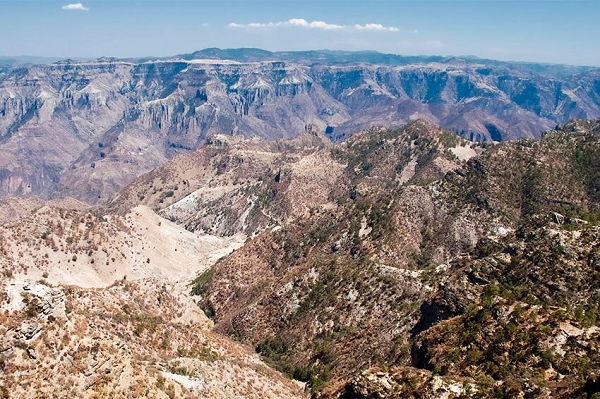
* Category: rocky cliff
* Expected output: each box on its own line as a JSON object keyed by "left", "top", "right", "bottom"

{"left": 1, "top": 50, "right": 600, "bottom": 202}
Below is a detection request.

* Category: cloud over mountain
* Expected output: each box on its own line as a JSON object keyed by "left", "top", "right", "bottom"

{"left": 61, "top": 3, "right": 89, "bottom": 11}
{"left": 228, "top": 18, "right": 398, "bottom": 32}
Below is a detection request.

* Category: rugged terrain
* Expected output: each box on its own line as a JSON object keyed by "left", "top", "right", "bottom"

{"left": 2, "top": 119, "right": 600, "bottom": 398}
{"left": 0, "top": 197, "right": 305, "bottom": 398}
{"left": 177, "top": 119, "right": 600, "bottom": 397}
{"left": 0, "top": 278, "right": 307, "bottom": 398}
{"left": 1, "top": 48, "right": 600, "bottom": 202}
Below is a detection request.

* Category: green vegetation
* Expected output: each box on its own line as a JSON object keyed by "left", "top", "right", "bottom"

{"left": 256, "top": 336, "right": 333, "bottom": 392}
{"left": 188, "top": 122, "right": 600, "bottom": 397}
{"left": 191, "top": 268, "right": 217, "bottom": 318}
{"left": 167, "top": 360, "right": 197, "bottom": 378}
{"left": 133, "top": 314, "right": 163, "bottom": 336}
{"left": 176, "top": 344, "right": 219, "bottom": 361}
{"left": 256, "top": 186, "right": 276, "bottom": 208}
{"left": 439, "top": 131, "right": 459, "bottom": 148}
{"left": 190, "top": 267, "right": 214, "bottom": 296}
{"left": 573, "top": 140, "right": 600, "bottom": 203}
{"left": 445, "top": 148, "right": 458, "bottom": 160}
{"left": 256, "top": 336, "right": 288, "bottom": 359}
{"left": 567, "top": 211, "right": 600, "bottom": 225}
{"left": 296, "top": 281, "right": 330, "bottom": 316}
{"left": 415, "top": 145, "right": 438, "bottom": 172}
{"left": 366, "top": 202, "right": 392, "bottom": 240}
{"left": 24, "top": 297, "right": 39, "bottom": 318}
{"left": 520, "top": 166, "right": 545, "bottom": 217}
{"left": 330, "top": 128, "right": 399, "bottom": 173}
{"left": 155, "top": 376, "right": 166, "bottom": 389}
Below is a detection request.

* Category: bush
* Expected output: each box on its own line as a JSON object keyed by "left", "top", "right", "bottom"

{"left": 439, "top": 131, "right": 459, "bottom": 148}
{"left": 191, "top": 268, "right": 215, "bottom": 296}
{"left": 256, "top": 336, "right": 288, "bottom": 359}
{"left": 25, "top": 298, "right": 39, "bottom": 318}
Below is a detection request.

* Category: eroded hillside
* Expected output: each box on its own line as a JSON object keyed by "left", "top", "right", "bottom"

{"left": 1, "top": 51, "right": 599, "bottom": 203}
{"left": 0, "top": 278, "right": 307, "bottom": 398}
{"left": 187, "top": 120, "right": 600, "bottom": 397}
{"left": 2, "top": 119, "right": 600, "bottom": 398}
{"left": 0, "top": 197, "right": 304, "bottom": 398}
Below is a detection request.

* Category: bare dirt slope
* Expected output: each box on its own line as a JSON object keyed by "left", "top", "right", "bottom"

{"left": 0, "top": 200, "right": 305, "bottom": 398}
{"left": 0, "top": 204, "right": 244, "bottom": 287}
{"left": 0, "top": 278, "right": 306, "bottom": 398}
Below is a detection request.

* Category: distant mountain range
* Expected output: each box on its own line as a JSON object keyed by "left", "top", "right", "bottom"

{"left": 0, "top": 55, "right": 78, "bottom": 67}
{"left": 177, "top": 48, "right": 598, "bottom": 77}
{"left": 4, "top": 48, "right": 596, "bottom": 76}
{"left": 1, "top": 48, "right": 599, "bottom": 202}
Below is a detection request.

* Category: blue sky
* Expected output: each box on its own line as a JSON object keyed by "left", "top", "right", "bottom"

{"left": 1, "top": 0, "right": 599, "bottom": 66}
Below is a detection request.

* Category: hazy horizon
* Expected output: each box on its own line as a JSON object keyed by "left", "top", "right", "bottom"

{"left": 1, "top": 0, "right": 599, "bottom": 67}
{"left": 1, "top": 47, "right": 598, "bottom": 69}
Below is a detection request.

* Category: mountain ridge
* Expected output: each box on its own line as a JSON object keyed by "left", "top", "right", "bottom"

{"left": 187, "top": 119, "right": 600, "bottom": 397}
{"left": 4, "top": 48, "right": 598, "bottom": 74}
{"left": 2, "top": 50, "right": 600, "bottom": 204}
{"left": 2, "top": 119, "right": 600, "bottom": 397}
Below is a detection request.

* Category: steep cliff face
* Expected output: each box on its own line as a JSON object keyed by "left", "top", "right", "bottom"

{"left": 1, "top": 54, "right": 599, "bottom": 203}
{"left": 313, "top": 64, "right": 600, "bottom": 142}
{"left": 0, "top": 62, "right": 134, "bottom": 200}
{"left": 0, "top": 60, "right": 348, "bottom": 202}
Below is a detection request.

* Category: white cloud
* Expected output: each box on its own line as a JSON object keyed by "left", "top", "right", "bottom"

{"left": 354, "top": 24, "right": 399, "bottom": 33}
{"left": 228, "top": 19, "right": 343, "bottom": 30}
{"left": 62, "top": 3, "right": 89, "bottom": 11}
{"left": 286, "top": 18, "right": 344, "bottom": 30}
{"left": 228, "top": 19, "right": 398, "bottom": 32}
{"left": 202, "top": 23, "right": 209, "bottom": 28}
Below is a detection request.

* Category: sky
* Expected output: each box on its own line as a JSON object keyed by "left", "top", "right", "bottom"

{"left": 0, "top": 0, "right": 599, "bottom": 66}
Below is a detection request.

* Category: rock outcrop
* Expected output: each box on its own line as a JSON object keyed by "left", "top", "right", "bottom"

{"left": 1, "top": 51, "right": 600, "bottom": 202}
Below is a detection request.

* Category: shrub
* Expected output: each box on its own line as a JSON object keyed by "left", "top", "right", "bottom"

{"left": 256, "top": 336, "right": 288, "bottom": 359}
{"left": 191, "top": 268, "right": 214, "bottom": 296}
{"left": 25, "top": 298, "right": 39, "bottom": 318}
{"left": 439, "top": 131, "right": 459, "bottom": 148}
